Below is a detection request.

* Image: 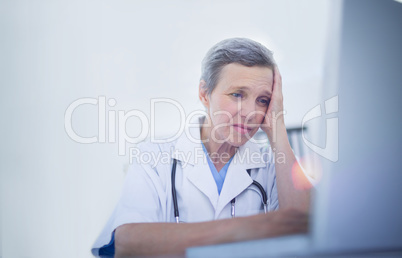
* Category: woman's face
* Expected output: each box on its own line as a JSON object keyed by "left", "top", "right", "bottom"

{"left": 201, "top": 63, "right": 274, "bottom": 147}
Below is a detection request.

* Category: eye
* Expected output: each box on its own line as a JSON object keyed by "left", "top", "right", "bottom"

{"left": 258, "top": 98, "right": 270, "bottom": 106}
{"left": 231, "top": 93, "right": 243, "bottom": 98}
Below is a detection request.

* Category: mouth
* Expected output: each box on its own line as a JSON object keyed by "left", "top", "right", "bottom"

{"left": 232, "top": 124, "right": 254, "bottom": 135}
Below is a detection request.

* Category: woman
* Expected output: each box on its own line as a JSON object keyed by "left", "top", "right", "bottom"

{"left": 92, "top": 38, "right": 311, "bottom": 257}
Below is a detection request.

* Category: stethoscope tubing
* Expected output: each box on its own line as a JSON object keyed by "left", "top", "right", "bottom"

{"left": 171, "top": 159, "right": 268, "bottom": 223}
{"left": 171, "top": 158, "right": 180, "bottom": 223}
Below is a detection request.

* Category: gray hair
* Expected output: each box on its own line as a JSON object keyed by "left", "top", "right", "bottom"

{"left": 200, "top": 38, "right": 276, "bottom": 95}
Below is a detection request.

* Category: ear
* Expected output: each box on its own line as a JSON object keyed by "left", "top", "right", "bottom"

{"left": 199, "top": 80, "right": 210, "bottom": 108}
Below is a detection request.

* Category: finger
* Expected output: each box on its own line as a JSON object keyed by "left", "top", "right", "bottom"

{"left": 273, "top": 65, "right": 282, "bottom": 93}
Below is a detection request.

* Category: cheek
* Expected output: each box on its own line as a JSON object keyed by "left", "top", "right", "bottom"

{"left": 255, "top": 111, "right": 266, "bottom": 123}
{"left": 210, "top": 98, "right": 239, "bottom": 122}
{"left": 248, "top": 106, "right": 267, "bottom": 125}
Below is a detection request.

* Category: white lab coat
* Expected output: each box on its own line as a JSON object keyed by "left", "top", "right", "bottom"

{"left": 91, "top": 117, "right": 279, "bottom": 256}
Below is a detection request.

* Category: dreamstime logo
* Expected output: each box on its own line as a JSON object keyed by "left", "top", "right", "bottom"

{"left": 301, "top": 96, "right": 339, "bottom": 162}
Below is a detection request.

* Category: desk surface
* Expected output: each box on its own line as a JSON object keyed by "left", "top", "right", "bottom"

{"left": 186, "top": 234, "right": 402, "bottom": 258}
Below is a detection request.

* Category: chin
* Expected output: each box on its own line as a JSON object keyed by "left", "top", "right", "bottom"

{"left": 228, "top": 132, "right": 255, "bottom": 147}
{"left": 213, "top": 127, "right": 257, "bottom": 147}
{"left": 229, "top": 141, "right": 247, "bottom": 148}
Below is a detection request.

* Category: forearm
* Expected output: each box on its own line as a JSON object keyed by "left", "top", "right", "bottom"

{"left": 267, "top": 123, "right": 311, "bottom": 212}
{"left": 115, "top": 219, "right": 239, "bottom": 257}
{"left": 114, "top": 210, "right": 308, "bottom": 257}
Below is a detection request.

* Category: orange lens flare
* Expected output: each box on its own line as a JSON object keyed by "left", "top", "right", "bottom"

{"left": 291, "top": 158, "right": 315, "bottom": 190}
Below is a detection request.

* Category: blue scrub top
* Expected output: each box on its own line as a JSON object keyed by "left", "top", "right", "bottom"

{"left": 202, "top": 143, "right": 234, "bottom": 194}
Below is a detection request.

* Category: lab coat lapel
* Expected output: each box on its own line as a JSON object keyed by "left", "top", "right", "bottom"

{"left": 172, "top": 116, "right": 269, "bottom": 216}
{"left": 172, "top": 116, "right": 219, "bottom": 210}
{"left": 186, "top": 161, "right": 219, "bottom": 210}
{"left": 215, "top": 140, "right": 267, "bottom": 218}
{"left": 215, "top": 162, "right": 252, "bottom": 219}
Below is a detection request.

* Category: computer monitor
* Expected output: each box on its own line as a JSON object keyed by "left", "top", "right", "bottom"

{"left": 312, "top": 0, "right": 402, "bottom": 253}
{"left": 187, "top": 0, "right": 402, "bottom": 256}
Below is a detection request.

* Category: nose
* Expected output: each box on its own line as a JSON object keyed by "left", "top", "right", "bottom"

{"left": 239, "top": 99, "right": 256, "bottom": 121}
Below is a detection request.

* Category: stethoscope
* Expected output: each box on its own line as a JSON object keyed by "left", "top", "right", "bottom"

{"left": 171, "top": 158, "right": 268, "bottom": 223}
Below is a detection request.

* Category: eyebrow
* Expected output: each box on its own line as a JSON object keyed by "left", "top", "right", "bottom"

{"left": 230, "top": 86, "right": 272, "bottom": 97}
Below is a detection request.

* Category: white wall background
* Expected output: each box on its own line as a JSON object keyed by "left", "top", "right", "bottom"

{"left": 0, "top": 0, "right": 331, "bottom": 257}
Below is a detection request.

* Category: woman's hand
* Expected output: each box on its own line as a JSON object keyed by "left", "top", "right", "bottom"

{"left": 233, "top": 209, "right": 309, "bottom": 242}
{"left": 260, "top": 66, "right": 286, "bottom": 140}
{"left": 259, "top": 66, "right": 312, "bottom": 211}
